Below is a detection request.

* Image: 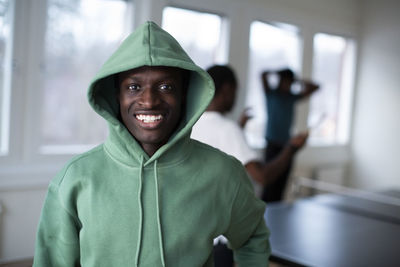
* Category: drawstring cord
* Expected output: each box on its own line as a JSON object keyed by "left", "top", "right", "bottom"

{"left": 135, "top": 156, "right": 144, "bottom": 266}
{"left": 154, "top": 160, "right": 166, "bottom": 267}
{"left": 134, "top": 157, "right": 166, "bottom": 266}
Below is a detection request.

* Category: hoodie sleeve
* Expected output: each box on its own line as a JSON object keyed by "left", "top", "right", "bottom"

{"left": 224, "top": 166, "right": 271, "bottom": 266}
{"left": 33, "top": 182, "right": 81, "bottom": 267}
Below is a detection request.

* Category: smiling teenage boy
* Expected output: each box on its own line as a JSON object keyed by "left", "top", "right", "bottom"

{"left": 33, "top": 22, "right": 270, "bottom": 267}
{"left": 118, "top": 66, "right": 187, "bottom": 157}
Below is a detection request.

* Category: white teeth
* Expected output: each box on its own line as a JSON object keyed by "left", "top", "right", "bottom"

{"left": 136, "top": 114, "right": 163, "bottom": 123}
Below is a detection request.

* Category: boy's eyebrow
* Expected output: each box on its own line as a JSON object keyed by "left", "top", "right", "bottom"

{"left": 124, "top": 73, "right": 181, "bottom": 82}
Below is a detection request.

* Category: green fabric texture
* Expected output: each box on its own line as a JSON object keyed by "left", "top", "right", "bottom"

{"left": 33, "top": 21, "right": 270, "bottom": 267}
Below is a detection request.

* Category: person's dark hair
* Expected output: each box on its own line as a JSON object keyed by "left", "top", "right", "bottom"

{"left": 277, "top": 68, "right": 295, "bottom": 81}
{"left": 206, "top": 65, "right": 237, "bottom": 95}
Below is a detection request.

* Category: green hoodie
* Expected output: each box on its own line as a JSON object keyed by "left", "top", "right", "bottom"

{"left": 33, "top": 21, "right": 270, "bottom": 267}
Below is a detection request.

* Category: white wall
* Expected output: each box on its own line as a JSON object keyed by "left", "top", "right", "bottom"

{"left": 0, "top": 188, "right": 47, "bottom": 261}
{"left": 349, "top": 0, "right": 400, "bottom": 190}
{"left": 0, "top": 0, "right": 364, "bottom": 262}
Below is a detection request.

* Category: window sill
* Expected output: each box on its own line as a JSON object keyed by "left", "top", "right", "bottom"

{"left": 0, "top": 163, "right": 61, "bottom": 192}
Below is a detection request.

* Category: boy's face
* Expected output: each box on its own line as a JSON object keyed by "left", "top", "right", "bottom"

{"left": 118, "top": 66, "right": 186, "bottom": 156}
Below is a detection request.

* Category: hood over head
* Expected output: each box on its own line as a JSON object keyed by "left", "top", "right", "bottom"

{"left": 87, "top": 21, "right": 215, "bottom": 163}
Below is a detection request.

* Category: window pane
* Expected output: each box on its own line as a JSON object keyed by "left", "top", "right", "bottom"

{"left": 245, "top": 21, "right": 301, "bottom": 148}
{"left": 308, "top": 33, "right": 355, "bottom": 145}
{"left": 40, "top": 0, "right": 132, "bottom": 152}
{"left": 162, "top": 6, "right": 227, "bottom": 69}
{"left": 0, "top": 0, "right": 11, "bottom": 155}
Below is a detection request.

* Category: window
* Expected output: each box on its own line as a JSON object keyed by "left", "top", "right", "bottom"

{"left": 245, "top": 21, "right": 302, "bottom": 148}
{"left": 308, "top": 33, "right": 356, "bottom": 145}
{"left": 40, "top": 0, "right": 133, "bottom": 153}
{"left": 162, "top": 6, "right": 228, "bottom": 69}
{"left": 0, "top": 0, "right": 12, "bottom": 155}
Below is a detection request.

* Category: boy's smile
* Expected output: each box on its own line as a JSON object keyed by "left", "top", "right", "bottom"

{"left": 118, "top": 66, "right": 186, "bottom": 156}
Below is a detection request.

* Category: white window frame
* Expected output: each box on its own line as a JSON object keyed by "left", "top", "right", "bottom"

{"left": 308, "top": 32, "right": 357, "bottom": 146}
{"left": 161, "top": 5, "right": 229, "bottom": 69}
{"left": 244, "top": 20, "right": 303, "bottom": 149}
{"left": 0, "top": 0, "right": 359, "bottom": 189}
{"left": 0, "top": 0, "right": 135, "bottom": 188}
{"left": 0, "top": 0, "right": 13, "bottom": 156}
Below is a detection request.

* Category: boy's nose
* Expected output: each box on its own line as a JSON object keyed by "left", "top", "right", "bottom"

{"left": 139, "top": 88, "right": 160, "bottom": 107}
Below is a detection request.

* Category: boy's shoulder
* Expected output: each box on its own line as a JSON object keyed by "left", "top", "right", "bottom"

{"left": 189, "top": 139, "right": 255, "bottom": 193}
{"left": 191, "top": 138, "right": 237, "bottom": 157}
{"left": 51, "top": 144, "right": 106, "bottom": 186}
{"left": 189, "top": 139, "right": 246, "bottom": 172}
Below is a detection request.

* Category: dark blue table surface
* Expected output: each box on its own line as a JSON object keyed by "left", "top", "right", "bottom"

{"left": 265, "top": 191, "right": 400, "bottom": 267}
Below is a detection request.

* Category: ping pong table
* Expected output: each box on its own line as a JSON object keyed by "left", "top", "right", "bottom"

{"left": 264, "top": 190, "right": 400, "bottom": 266}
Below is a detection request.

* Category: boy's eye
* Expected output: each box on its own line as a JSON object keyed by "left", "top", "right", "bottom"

{"left": 128, "top": 84, "right": 140, "bottom": 91}
{"left": 159, "top": 84, "right": 173, "bottom": 91}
